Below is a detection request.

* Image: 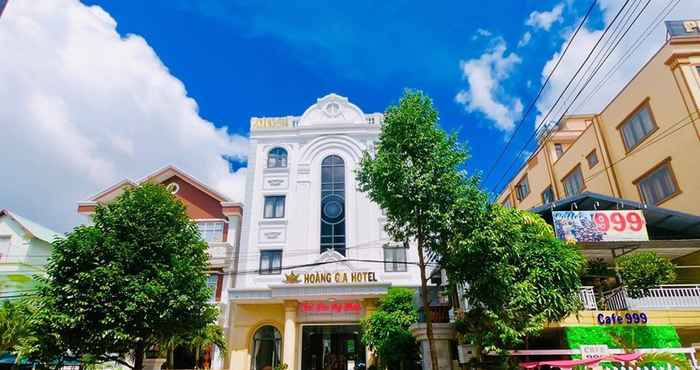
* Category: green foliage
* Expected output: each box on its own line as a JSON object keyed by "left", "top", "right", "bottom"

{"left": 361, "top": 288, "right": 419, "bottom": 369}
{"left": 356, "top": 90, "right": 486, "bottom": 370}
{"left": 446, "top": 205, "right": 585, "bottom": 351}
{"left": 638, "top": 352, "right": 690, "bottom": 370}
{"left": 31, "top": 182, "right": 218, "bottom": 369}
{"left": 564, "top": 325, "right": 681, "bottom": 349}
{"left": 0, "top": 299, "right": 32, "bottom": 354}
{"left": 190, "top": 324, "right": 227, "bottom": 368}
{"left": 617, "top": 251, "right": 676, "bottom": 298}
{"left": 356, "top": 89, "right": 482, "bottom": 257}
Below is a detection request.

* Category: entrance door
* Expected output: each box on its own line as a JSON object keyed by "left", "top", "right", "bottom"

{"left": 301, "top": 325, "right": 366, "bottom": 370}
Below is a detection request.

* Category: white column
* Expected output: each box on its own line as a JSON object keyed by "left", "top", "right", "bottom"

{"left": 283, "top": 300, "right": 298, "bottom": 370}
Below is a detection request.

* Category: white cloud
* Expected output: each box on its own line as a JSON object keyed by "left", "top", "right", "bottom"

{"left": 472, "top": 28, "right": 493, "bottom": 40}
{"left": 533, "top": 0, "right": 700, "bottom": 127}
{"left": 526, "top": 3, "right": 565, "bottom": 31}
{"left": 518, "top": 31, "right": 532, "bottom": 47}
{"left": 455, "top": 40, "right": 523, "bottom": 133}
{"left": 0, "top": 0, "right": 248, "bottom": 232}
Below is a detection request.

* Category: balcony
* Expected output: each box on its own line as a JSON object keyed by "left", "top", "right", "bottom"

{"left": 207, "top": 242, "right": 234, "bottom": 268}
{"left": 602, "top": 285, "right": 700, "bottom": 310}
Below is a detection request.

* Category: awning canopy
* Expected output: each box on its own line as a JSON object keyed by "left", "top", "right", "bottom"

{"left": 531, "top": 192, "right": 700, "bottom": 240}
{"left": 530, "top": 192, "right": 700, "bottom": 262}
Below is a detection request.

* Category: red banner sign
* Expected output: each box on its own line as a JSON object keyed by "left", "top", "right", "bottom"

{"left": 299, "top": 301, "right": 362, "bottom": 314}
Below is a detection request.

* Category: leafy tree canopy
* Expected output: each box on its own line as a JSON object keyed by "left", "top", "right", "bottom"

{"left": 0, "top": 299, "right": 32, "bottom": 354}
{"left": 356, "top": 89, "right": 474, "bottom": 253}
{"left": 31, "top": 183, "right": 217, "bottom": 370}
{"left": 361, "top": 288, "right": 418, "bottom": 370}
{"left": 617, "top": 251, "right": 676, "bottom": 298}
{"left": 446, "top": 205, "right": 585, "bottom": 351}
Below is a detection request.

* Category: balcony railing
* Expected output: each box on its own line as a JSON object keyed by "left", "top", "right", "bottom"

{"left": 579, "top": 286, "right": 598, "bottom": 310}
{"left": 602, "top": 285, "right": 700, "bottom": 310}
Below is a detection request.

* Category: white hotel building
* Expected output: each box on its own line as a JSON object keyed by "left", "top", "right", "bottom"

{"left": 226, "top": 93, "right": 422, "bottom": 370}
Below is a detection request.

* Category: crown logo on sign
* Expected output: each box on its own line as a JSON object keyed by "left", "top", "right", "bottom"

{"left": 283, "top": 271, "right": 301, "bottom": 284}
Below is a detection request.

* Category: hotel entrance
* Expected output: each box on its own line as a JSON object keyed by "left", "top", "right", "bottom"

{"left": 300, "top": 325, "right": 366, "bottom": 370}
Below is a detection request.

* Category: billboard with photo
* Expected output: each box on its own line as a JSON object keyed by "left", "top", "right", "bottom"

{"left": 552, "top": 210, "right": 649, "bottom": 242}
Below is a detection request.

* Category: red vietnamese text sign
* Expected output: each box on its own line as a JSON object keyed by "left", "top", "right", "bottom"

{"left": 299, "top": 301, "right": 362, "bottom": 314}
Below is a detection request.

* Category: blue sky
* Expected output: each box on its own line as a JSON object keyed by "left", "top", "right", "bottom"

{"left": 2, "top": 0, "right": 698, "bottom": 231}
{"left": 82, "top": 0, "right": 592, "bottom": 182}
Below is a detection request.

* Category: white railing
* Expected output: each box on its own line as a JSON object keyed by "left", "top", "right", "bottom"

{"left": 579, "top": 286, "right": 598, "bottom": 310}
{"left": 604, "top": 285, "right": 700, "bottom": 310}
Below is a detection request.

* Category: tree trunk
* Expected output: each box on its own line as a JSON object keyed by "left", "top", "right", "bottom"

{"left": 417, "top": 240, "right": 439, "bottom": 370}
{"left": 134, "top": 339, "right": 145, "bottom": 370}
{"left": 168, "top": 347, "right": 175, "bottom": 370}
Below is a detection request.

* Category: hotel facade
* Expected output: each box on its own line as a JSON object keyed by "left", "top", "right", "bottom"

{"left": 227, "top": 93, "right": 421, "bottom": 370}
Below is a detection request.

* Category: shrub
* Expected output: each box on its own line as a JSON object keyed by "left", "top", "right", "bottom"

{"left": 617, "top": 251, "right": 676, "bottom": 298}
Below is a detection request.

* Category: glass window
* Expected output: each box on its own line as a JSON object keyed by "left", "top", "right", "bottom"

{"left": 259, "top": 250, "right": 282, "bottom": 275}
{"left": 197, "top": 221, "right": 224, "bottom": 243}
{"left": 586, "top": 150, "right": 599, "bottom": 168}
{"left": 515, "top": 176, "right": 530, "bottom": 201}
{"left": 320, "top": 155, "right": 346, "bottom": 256}
{"left": 562, "top": 166, "right": 585, "bottom": 197}
{"left": 384, "top": 246, "right": 407, "bottom": 272}
{"left": 542, "top": 186, "right": 555, "bottom": 204}
{"left": 637, "top": 162, "right": 678, "bottom": 205}
{"left": 251, "top": 326, "right": 281, "bottom": 370}
{"left": 207, "top": 273, "right": 219, "bottom": 302}
{"left": 267, "top": 147, "right": 288, "bottom": 168}
{"left": 554, "top": 143, "right": 564, "bottom": 158}
{"left": 263, "top": 196, "right": 285, "bottom": 219}
{"left": 620, "top": 105, "right": 656, "bottom": 151}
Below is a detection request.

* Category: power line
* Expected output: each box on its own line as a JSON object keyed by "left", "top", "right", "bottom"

{"left": 490, "top": 0, "right": 634, "bottom": 195}
{"left": 572, "top": 0, "right": 680, "bottom": 112}
{"left": 582, "top": 110, "right": 699, "bottom": 184}
{"left": 482, "top": 0, "right": 599, "bottom": 184}
{"left": 491, "top": 0, "right": 648, "bottom": 197}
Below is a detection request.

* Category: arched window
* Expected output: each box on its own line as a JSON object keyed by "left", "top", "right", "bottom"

{"left": 267, "top": 147, "right": 288, "bottom": 168}
{"left": 251, "top": 326, "right": 281, "bottom": 370}
{"left": 320, "top": 155, "right": 345, "bottom": 256}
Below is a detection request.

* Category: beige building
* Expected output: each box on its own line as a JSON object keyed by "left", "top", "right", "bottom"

{"left": 497, "top": 23, "right": 700, "bottom": 215}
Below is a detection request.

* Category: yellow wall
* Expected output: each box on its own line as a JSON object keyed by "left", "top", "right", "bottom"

{"left": 673, "top": 251, "right": 700, "bottom": 284}
{"left": 227, "top": 303, "right": 285, "bottom": 370}
{"left": 557, "top": 309, "right": 700, "bottom": 328}
{"left": 497, "top": 39, "right": 700, "bottom": 216}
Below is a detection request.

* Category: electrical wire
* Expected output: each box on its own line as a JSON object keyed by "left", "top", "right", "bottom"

{"left": 482, "top": 0, "right": 599, "bottom": 183}
{"left": 492, "top": 0, "right": 652, "bottom": 197}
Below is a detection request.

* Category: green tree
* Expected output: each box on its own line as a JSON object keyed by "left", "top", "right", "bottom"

{"left": 190, "top": 324, "right": 227, "bottom": 369}
{"left": 0, "top": 300, "right": 32, "bottom": 354}
{"left": 617, "top": 251, "right": 676, "bottom": 298}
{"left": 31, "top": 183, "right": 218, "bottom": 370}
{"left": 361, "top": 288, "right": 418, "bottom": 370}
{"left": 357, "top": 90, "right": 481, "bottom": 370}
{"left": 445, "top": 205, "right": 585, "bottom": 353}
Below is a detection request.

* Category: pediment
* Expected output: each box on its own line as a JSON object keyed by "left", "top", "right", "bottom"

{"left": 299, "top": 93, "right": 366, "bottom": 126}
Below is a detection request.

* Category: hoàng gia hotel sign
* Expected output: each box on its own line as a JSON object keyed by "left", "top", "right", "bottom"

{"left": 283, "top": 271, "right": 379, "bottom": 284}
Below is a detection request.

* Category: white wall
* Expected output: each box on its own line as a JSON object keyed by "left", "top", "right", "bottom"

{"left": 234, "top": 95, "right": 421, "bottom": 291}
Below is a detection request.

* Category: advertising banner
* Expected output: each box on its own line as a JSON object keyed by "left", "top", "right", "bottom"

{"left": 552, "top": 210, "right": 649, "bottom": 242}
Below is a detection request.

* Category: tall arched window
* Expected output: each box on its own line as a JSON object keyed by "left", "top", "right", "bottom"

{"left": 267, "top": 147, "right": 288, "bottom": 168}
{"left": 320, "top": 155, "right": 346, "bottom": 256}
{"left": 251, "top": 326, "right": 281, "bottom": 370}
